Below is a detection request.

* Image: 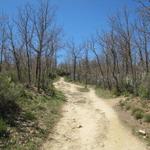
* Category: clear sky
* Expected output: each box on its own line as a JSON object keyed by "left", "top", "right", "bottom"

{"left": 0, "top": 0, "right": 138, "bottom": 44}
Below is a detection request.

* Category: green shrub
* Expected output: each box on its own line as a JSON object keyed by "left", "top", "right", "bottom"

{"left": 78, "top": 87, "right": 89, "bottom": 92}
{"left": 45, "top": 83, "right": 55, "bottom": 96}
{"left": 122, "top": 81, "right": 134, "bottom": 94}
{"left": 24, "top": 112, "right": 36, "bottom": 121}
{"left": 37, "top": 105, "right": 46, "bottom": 111}
{"left": 0, "top": 75, "right": 23, "bottom": 119}
{"left": 134, "top": 111, "right": 144, "bottom": 120}
{"left": 138, "top": 85, "right": 150, "bottom": 99}
{"left": 144, "top": 113, "right": 150, "bottom": 123}
{"left": 132, "top": 107, "right": 143, "bottom": 115}
{"left": 119, "top": 100, "right": 125, "bottom": 107}
{"left": 112, "top": 87, "right": 120, "bottom": 96}
{"left": 96, "top": 87, "right": 114, "bottom": 99}
{"left": 0, "top": 118, "right": 7, "bottom": 137}
{"left": 125, "top": 104, "right": 131, "bottom": 110}
{"left": 138, "top": 75, "right": 150, "bottom": 99}
{"left": 56, "top": 69, "right": 70, "bottom": 77}
{"left": 132, "top": 108, "right": 144, "bottom": 120}
{"left": 64, "top": 77, "right": 73, "bottom": 82}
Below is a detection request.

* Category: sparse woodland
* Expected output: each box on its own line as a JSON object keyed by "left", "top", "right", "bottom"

{"left": 0, "top": 0, "right": 63, "bottom": 90}
{"left": 0, "top": 0, "right": 150, "bottom": 149}
{"left": 0, "top": 0, "right": 65, "bottom": 149}
{"left": 63, "top": 1, "right": 150, "bottom": 99}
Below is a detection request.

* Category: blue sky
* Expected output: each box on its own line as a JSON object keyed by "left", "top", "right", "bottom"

{"left": 0, "top": 0, "right": 138, "bottom": 44}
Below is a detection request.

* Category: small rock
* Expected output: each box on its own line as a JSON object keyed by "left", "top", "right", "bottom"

{"left": 143, "top": 136, "right": 147, "bottom": 139}
{"left": 138, "top": 130, "right": 146, "bottom": 136}
{"left": 78, "top": 125, "right": 82, "bottom": 128}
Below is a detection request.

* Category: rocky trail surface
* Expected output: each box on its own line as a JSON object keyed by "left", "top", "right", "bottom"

{"left": 42, "top": 78, "right": 148, "bottom": 150}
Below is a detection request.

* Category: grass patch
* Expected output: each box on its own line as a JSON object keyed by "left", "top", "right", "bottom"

{"left": 64, "top": 77, "right": 85, "bottom": 86}
{"left": 134, "top": 111, "right": 144, "bottom": 120}
{"left": 143, "top": 113, "right": 150, "bottom": 123}
{"left": 77, "top": 87, "right": 89, "bottom": 92}
{"left": 132, "top": 107, "right": 144, "bottom": 120}
{"left": 23, "top": 112, "right": 36, "bottom": 121}
{"left": 0, "top": 118, "right": 7, "bottom": 138}
{"left": 95, "top": 87, "right": 114, "bottom": 99}
{"left": 1, "top": 88, "right": 65, "bottom": 150}
{"left": 125, "top": 104, "right": 131, "bottom": 110}
{"left": 64, "top": 76, "right": 73, "bottom": 82}
{"left": 132, "top": 107, "right": 144, "bottom": 115}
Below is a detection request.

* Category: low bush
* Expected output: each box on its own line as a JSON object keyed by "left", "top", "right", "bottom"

{"left": 138, "top": 75, "right": 150, "bottom": 99}
{"left": 0, "top": 118, "right": 7, "bottom": 137}
{"left": 143, "top": 113, "right": 150, "bottom": 123}
{"left": 0, "top": 75, "right": 22, "bottom": 119}
{"left": 24, "top": 112, "right": 36, "bottom": 121}
{"left": 132, "top": 107, "right": 144, "bottom": 120}
{"left": 132, "top": 107, "right": 143, "bottom": 115}
{"left": 134, "top": 111, "right": 144, "bottom": 120}
{"left": 119, "top": 100, "right": 125, "bottom": 107}
{"left": 95, "top": 87, "right": 114, "bottom": 99}
{"left": 77, "top": 87, "right": 89, "bottom": 92}
{"left": 64, "top": 76, "right": 73, "bottom": 82}
{"left": 56, "top": 69, "right": 70, "bottom": 77}
{"left": 121, "top": 79, "right": 134, "bottom": 94}
{"left": 125, "top": 104, "right": 131, "bottom": 110}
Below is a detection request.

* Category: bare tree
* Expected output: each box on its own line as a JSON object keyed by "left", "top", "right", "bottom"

{"left": 67, "top": 40, "right": 81, "bottom": 81}
{"left": 8, "top": 25, "right": 24, "bottom": 81}
{"left": 29, "top": 0, "right": 56, "bottom": 91}
{"left": 17, "top": 4, "right": 34, "bottom": 85}
{"left": 0, "top": 15, "right": 8, "bottom": 72}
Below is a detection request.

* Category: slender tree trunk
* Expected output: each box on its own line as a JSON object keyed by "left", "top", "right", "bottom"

{"left": 73, "top": 57, "right": 76, "bottom": 81}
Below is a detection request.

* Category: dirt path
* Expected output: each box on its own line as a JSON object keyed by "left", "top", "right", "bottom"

{"left": 42, "top": 78, "right": 148, "bottom": 150}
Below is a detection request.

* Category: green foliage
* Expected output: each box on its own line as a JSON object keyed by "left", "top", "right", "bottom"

{"left": 122, "top": 82, "right": 134, "bottom": 94}
{"left": 112, "top": 87, "right": 121, "bottom": 96}
{"left": 0, "top": 118, "right": 7, "bottom": 137}
{"left": 125, "top": 104, "right": 131, "bottom": 110}
{"left": 56, "top": 69, "right": 70, "bottom": 77}
{"left": 24, "top": 112, "right": 36, "bottom": 121}
{"left": 95, "top": 87, "right": 114, "bottom": 99}
{"left": 132, "top": 107, "right": 144, "bottom": 120}
{"left": 0, "top": 75, "right": 23, "bottom": 119}
{"left": 132, "top": 107, "right": 143, "bottom": 115}
{"left": 0, "top": 75, "right": 23, "bottom": 102}
{"left": 119, "top": 100, "right": 125, "bottom": 107}
{"left": 143, "top": 113, "right": 150, "bottom": 123}
{"left": 134, "top": 111, "right": 144, "bottom": 120}
{"left": 64, "top": 76, "right": 73, "bottom": 82}
{"left": 77, "top": 87, "right": 89, "bottom": 92}
{"left": 45, "top": 83, "right": 56, "bottom": 96}
{"left": 48, "top": 72, "right": 57, "bottom": 80}
{"left": 138, "top": 75, "right": 150, "bottom": 99}
{"left": 138, "top": 85, "right": 150, "bottom": 99}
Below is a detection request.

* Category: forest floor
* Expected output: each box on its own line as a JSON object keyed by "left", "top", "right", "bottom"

{"left": 41, "top": 78, "right": 148, "bottom": 150}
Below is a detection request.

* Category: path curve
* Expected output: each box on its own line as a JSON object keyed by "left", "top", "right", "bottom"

{"left": 42, "top": 78, "right": 148, "bottom": 150}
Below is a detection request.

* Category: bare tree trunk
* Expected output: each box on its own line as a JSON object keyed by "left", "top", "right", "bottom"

{"left": 73, "top": 56, "right": 76, "bottom": 81}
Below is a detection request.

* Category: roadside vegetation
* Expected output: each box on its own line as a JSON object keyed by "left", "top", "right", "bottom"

{"left": 95, "top": 87, "right": 115, "bottom": 99}
{"left": 0, "top": 0, "right": 150, "bottom": 148}
{"left": 77, "top": 87, "right": 89, "bottom": 92}
{"left": 0, "top": 74, "right": 65, "bottom": 149}
{"left": 0, "top": 0, "right": 66, "bottom": 149}
{"left": 119, "top": 96, "right": 150, "bottom": 145}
